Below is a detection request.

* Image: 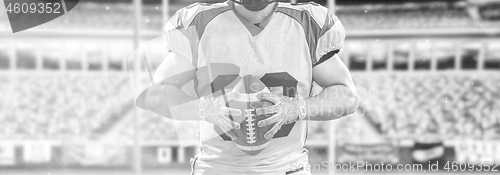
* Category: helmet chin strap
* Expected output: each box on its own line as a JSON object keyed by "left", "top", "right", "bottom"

{"left": 232, "top": 0, "right": 276, "bottom": 11}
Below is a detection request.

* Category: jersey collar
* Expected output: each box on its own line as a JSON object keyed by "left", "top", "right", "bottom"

{"left": 227, "top": 0, "right": 278, "bottom": 37}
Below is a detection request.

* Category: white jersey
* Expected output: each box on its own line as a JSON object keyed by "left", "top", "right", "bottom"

{"left": 163, "top": 1, "right": 345, "bottom": 174}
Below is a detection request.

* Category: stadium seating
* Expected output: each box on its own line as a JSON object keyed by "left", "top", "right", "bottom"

{"left": 1, "top": 72, "right": 498, "bottom": 141}
{"left": 351, "top": 72, "right": 500, "bottom": 138}
{"left": 337, "top": 6, "right": 500, "bottom": 30}
{"left": 0, "top": 73, "right": 132, "bottom": 140}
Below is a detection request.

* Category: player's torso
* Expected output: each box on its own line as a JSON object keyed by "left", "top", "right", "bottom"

{"left": 189, "top": 2, "right": 315, "bottom": 173}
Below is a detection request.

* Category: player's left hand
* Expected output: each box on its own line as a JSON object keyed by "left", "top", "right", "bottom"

{"left": 255, "top": 92, "right": 307, "bottom": 139}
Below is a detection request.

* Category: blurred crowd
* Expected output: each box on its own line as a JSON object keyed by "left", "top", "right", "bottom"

{"left": 338, "top": 5, "right": 499, "bottom": 30}
{"left": 0, "top": 73, "right": 131, "bottom": 141}
{"left": 0, "top": 69, "right": 499, "bottom": 142}
{"left": 354, "top": 73, "right": 500, "bottom": 138}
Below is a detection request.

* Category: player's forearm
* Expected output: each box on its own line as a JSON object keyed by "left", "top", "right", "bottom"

{"left": 303, "top": 85, "right": 359, "bottom": 121}
{"left": 147, "top": 84, "right": 201, "bottom": 121}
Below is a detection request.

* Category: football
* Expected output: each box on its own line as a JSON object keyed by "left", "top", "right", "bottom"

{"left": 226, "top": 75, "right": 274, "bottom": 156}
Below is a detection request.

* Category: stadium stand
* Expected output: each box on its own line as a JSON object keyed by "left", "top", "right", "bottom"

{"left": 353, "top": 72, "right": 500, "bottom": 138}
{"left": 337, "top": 3, "right": 499, "bottom": 30}
{"left": 0, "top": 72, "right": 132, "bottom": 141}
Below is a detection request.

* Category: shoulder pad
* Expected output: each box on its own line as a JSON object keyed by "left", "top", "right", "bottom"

{"left": 173, "top": 2, "right": 229, "bottom": 29}
{"left": 277, "top": 2, "right": 330, "bottom": 27}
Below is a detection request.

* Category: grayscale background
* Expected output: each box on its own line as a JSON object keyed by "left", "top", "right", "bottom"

{"left": 0, "top": 0, "right": 499, "bottom": 175}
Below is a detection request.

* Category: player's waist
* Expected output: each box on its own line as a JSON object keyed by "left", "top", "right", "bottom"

{"left": 193, "top": 149, "right": 309, "bottom": 174}
{"left": 198, "top": 129, "right": 307, "bottom": 161}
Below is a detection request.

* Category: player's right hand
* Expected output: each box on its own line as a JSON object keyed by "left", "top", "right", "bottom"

{"left": 199, "top": 92, "right": 242, "bottom": 140}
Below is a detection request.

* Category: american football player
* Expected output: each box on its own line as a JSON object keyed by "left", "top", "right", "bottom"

{"left": 136, "top": 0, "right": 359, "bottom": 174}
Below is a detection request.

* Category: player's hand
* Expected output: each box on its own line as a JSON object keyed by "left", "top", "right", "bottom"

{"left": 199, "top": 92, "right": 242, "bottom": 140}
{"left": 255, "top": 93, "right": 307, "bottom": 139}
